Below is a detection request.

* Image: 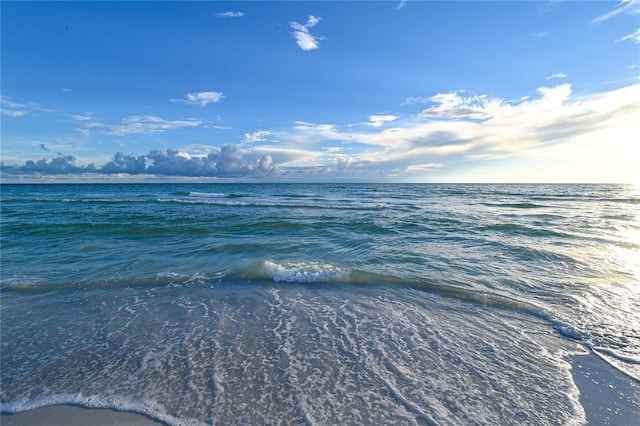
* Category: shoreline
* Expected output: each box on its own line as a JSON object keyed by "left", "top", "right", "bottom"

{"left": 2, "top": 352, "right": 639, "bottom": 426}
{"left": 572, "top": 351, "right": 640, "bottom": 425}
{"left": 0, "top": 405, "right": 164, "bottom": 426}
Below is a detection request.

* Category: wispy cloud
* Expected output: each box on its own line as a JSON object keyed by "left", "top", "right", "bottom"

{"left": 4, "top": 83, "right": 638, "bottom": 182}
{"left": 216, "top": 11, "right": 245, "bottom": 18}
{"left": 546, "top": 72, "right": 567, "bottom": 80}
{"left": 2, "top": 109, "right": 27, "bottom": 117}
{"left": 418, "top": 91, "right": 504, "bottom": 119}
{"left": 70, "top": 113, "right": 92, "bottom": 121}
{"left": 171, "top": 91, "right": 224, "bottom": 106}
{"left": 290, "top": 15, "right": 324, "bottom": 51}
{"left": 402, "top": 96, "right": 430, "bottom": 105}
{"left": 617, "top": 28, "right": 640, "bottom": 43}
{"left": 1, "top": 95, "right": 27, "bottom": 117}
{"left": 244, "top": 130, "right": 274, "bottom": 143}
{"left": 82, "top": 115, "right": 201, "bottom": 135}
{"left": 592, "top": 0, "right": 639, "bottom": 24}
{"left": 274, "top": 82, "right": 639, "bottom": 180}
{"left": 396, "top": 0, "right": 407, "bottom": 11}
{"left": 406, "top": 163, "right": 442, "bottom": 172}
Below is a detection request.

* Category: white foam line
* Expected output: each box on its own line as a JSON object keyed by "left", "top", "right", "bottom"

{"left": 587, "top": 343, "right": 640, "bottom": 384}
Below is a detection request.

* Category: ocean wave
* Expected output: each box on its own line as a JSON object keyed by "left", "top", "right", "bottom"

{"left": 0, "top": 394, "right": 197, "bottom": 426}
{"left": 157, "top": 197, "right": 385, "bottom": 210}
{"left": 188, "top": 191, "right": 229, "bottom": 198}
{"left": 259, "top": 260, "right": 350, "bottom": 283}
{"left": 482, "top": 202, "right": 547, "bottom": 209}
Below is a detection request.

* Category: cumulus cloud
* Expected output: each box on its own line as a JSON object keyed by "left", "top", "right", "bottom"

{"left": 100, "top": 152, "right": 147, "bottom": 174}
{"left": 1, "top": 156, "right": 97, "bottom": 175}
{"left": 145, "top": 146, "right": 277, "bottom": 177}
{"left": 171, "top": 91, "right": 225, "bottom": 106}
{"left": 216, "top": 11, "right": 245, "bottom": 18}
{"left": 1, "top": 146, "right": 278, "bottom": 178}
{"left": 82, "top": 115, "right": 201, "bottom": 135}
{"left": 4, "top": 83, "right": 638, "bottom": 183}
{"left": 290, "top": 16, "right": 324, "bottom": 51}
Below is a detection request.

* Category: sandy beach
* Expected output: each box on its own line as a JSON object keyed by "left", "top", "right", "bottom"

{"left": 571, "top": 352, "right": 640, "bottom": 425}
{"left": 2, "top": 352, "right": 638, "bottom": 426}
{"left": 0, "top": 405, "right": 163, "bottom": 426}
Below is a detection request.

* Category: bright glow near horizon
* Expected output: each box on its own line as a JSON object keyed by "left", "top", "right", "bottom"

{"left": 1, "top": 1, "right": 639, "bottom": 183}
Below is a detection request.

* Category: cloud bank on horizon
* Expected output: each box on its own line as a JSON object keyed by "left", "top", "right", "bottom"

{"left": 1, "top": 1, "right": 639, "bottom": 183}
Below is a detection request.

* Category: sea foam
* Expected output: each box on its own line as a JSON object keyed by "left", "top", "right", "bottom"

{"left": 261, "top": 260, "right": 350, "bottom": 283}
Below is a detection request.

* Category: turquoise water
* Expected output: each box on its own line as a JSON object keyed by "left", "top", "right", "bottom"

{"left": 1, "top": 183, "right": 639, "bottom": 424}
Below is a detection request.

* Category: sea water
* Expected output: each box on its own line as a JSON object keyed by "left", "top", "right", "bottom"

{"left": 1, "top": 183, "right": 639, "bottom": 425}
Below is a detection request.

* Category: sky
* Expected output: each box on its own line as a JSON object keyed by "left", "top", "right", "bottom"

{"left": 1, "top": 0, "right": 639, "bottom": 183}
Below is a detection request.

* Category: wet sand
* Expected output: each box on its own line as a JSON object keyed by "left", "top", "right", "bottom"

{"left": 2, "top": 352, "right": 639, "bottom": 425}
{"left": 0, "top": 404, "right": 163, "bottom": 426}
{"left": 572, "top": 352, "right": 640, "bottom": 425}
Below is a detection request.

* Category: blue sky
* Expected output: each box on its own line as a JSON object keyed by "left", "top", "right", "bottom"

{"left": 1, "top": 0, "right": 639, "bottom": 183}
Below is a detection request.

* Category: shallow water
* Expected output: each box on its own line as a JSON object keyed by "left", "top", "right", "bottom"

{"left": 2, "top": 183, "right": 639, "bottom": 424}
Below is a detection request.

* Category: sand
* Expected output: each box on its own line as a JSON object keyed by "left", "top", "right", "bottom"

{"left": 2, "top": 352, "right": 639, "bottom": 425}
{"left": 572, "top": 352, "right": 640, "bottom": 425}
{"left": 0, "top": 405, "right": 163, "bottom": 426}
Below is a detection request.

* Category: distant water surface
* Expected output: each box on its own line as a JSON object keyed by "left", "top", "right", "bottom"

{"left": 1, "top": 183, "right": 639, "bottom": 425}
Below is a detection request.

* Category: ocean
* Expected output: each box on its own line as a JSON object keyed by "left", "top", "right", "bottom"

{"left": 1, "top": 183, "right": 639, "bottom": 425}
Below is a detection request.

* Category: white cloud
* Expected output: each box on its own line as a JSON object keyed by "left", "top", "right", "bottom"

{"left": 1, "top": 95, "right": 27, "bottom": 116}
{"left": 617, "top": 28, "right": 640, "bottom": 43}
{"left": 290, "top": 16, "right": 325, "bottom": 51}
{"left": 1, "top": 96, "right": 26, "bottom": 109}
{"left": 406, "top": 163, "right": 442, "bottom": 172}
{"left": 546, "top": 73, "right": 567, "bottom": 80}
{"left": 82, "top": 115, "right": 201, "bottom": 135}
{"left": 171, "top": 91, "right": 224, "bottom": 106}
{"left": 2, "top": 109, "right": 27, "bottom": 117}
{"left": 244, "top": 130, "right": 274, "bottom": 143}
{"left": 305, "top": 15, "right": 321, "bottom": 28}
{"left": 323, "top": 147, "right": 342, "bottom": 153}
{"left": 216, "top": 11, "right": 245, "bottom": 18}
{"left": 592, "top": 0, "right": 639, "bottom": 24}
{"left": 2, "top": 146, "right": 278, "bottom": 178}
{"left": 5, "top": 81, "right": 638, "bottom": 183}
{"left": 70, "top": 114, "right": 92, "bottom": 121}
{"left": 419, "top": 91, "right": 504, "bottom": 119}
{"left": 276, "top": 82, "right": 639, "bottom": 181}
{"left": 367, "top": 115, "right": 399, "bottom": 127}
{"left": 402, "top": 96, "right": 430, "bottom": 105}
